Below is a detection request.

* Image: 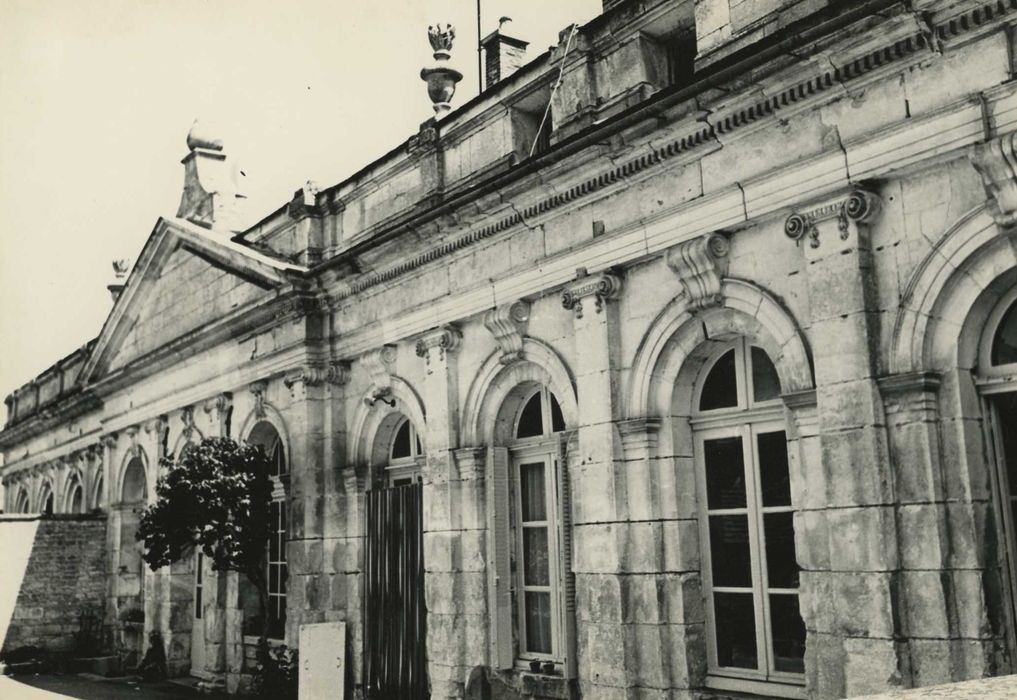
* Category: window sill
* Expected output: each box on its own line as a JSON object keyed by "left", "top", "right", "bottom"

{"left": 242, "top": 635, "right": 286, "bottom": 647}
{"left": 492, "top": 668, "right": 576, "bottom": 700}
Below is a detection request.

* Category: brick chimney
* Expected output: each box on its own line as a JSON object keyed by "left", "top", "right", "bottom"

{"left": 176, "top": 120, "right": 247, "bottom": 232}
{"left": 480, "top": 18, "right": 529, "bottom": 90}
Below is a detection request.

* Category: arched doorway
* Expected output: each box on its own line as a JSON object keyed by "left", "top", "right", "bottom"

{"left": 363, "top": 410, "right": 428, "bottom": 700}
{"left": 689, "top": 338, "right": 805, "bottom": 697}
{"left": 117, "top": 455, "right": 148, "bottom": 666}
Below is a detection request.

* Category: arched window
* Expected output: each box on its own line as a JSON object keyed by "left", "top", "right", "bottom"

{"left": 65, "top": 477, "right": 84, "bottom": 514}
{"left": 983, "top": 291, "right": 1017, "bottom": 374}
{"left": 505, "top": 385, "right": 568, "bottom": 664}
{"left": 121, "top": 458, "right": 147, "bottom": 504}
{"left": 92, "top": 473, "right": 105, "bottom": 510}
{"left": 246, "top": 421, "right": 288, "bottom": 641}
{"left": 386, "top": 415, "right": 425, "bottom": 486}
{"left": 39, "top": 482, "right": 54, "bottom": 515}
{"left": 692, "top": 338, "right": 804, "bottom": 695}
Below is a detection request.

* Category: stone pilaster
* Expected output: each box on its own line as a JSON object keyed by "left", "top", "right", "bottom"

{"left": 790, "top": 187, "right": 905, "bottom": 697}
{"left": 415, "top": 325, "right": 480, "bottom": 697}
{"left": 282, "top": 363, "right": 342, "bottom": 643}
{"left": 561, "top": 267, "right": 636, "bottom": 693}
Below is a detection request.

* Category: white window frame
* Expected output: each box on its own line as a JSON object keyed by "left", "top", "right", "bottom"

{"left": 386, "top": 416, "right": 425, "bottom": 486}
{"left": 509, "top": 386, "right": 566, "bottom": 666}
{"left": 691, "top": 339, "right": 806, "bottom": 699}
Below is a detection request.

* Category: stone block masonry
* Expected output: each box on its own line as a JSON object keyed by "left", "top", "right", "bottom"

{"left": 0, "top": 514, "right": 108, "bottom": 656}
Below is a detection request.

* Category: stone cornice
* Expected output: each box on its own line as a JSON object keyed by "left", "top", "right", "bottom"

{"left": 483, "top": 300, "right": 530, "bottom": 364}
{"left": 666, "top": 233, "right": 729, "bottom": 310}
{"left": 784, "top": 187, "right": 882, "bottom": 248}
{"left": 561, "top": 268, "right": 622, "bottom": 319}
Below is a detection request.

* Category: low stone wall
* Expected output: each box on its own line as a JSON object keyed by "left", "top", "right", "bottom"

{"left": 0, "top": 514, "right": 108, "bottom": 656}
{"left": 856, "top": 675, "right": 1017, "bottom": 698}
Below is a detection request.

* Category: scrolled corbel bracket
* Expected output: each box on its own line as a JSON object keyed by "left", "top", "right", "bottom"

{"left": 561, "top": 267, "right": 622, "bottom": 319}
{"left": 484, "top": 300, "right": 531, "bottom": 364}
{"left": 970, "top": 131, "right": 1017, "bottom": 227}
{"left": 666, "top": 233, "right": 729, "bottom": 310}
{"left": 362, "top": 345, "right": 398, "bottom": 407}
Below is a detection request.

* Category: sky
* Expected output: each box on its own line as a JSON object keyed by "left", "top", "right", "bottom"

{"left": 0, "top": 0, "right": 602, "bottom": 419}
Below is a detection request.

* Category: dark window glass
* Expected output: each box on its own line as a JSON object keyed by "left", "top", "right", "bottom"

{"left": 517, "top": 392, "right": 544, "bottom": 439}
{"left": 415, "top": 434, "right": 423, "bottom": 456}
{"left": 751, "top": 346, "right": 782, "bottom": 402}
{"left": 709, "top": 514, "right": 752, "bottom": 587}
{"left": 998, "top": 394, "right": 1017, "bottom": 496}
{"left": 700, "top": 349, "right": 738, "bottom": 411}
{"left": 550, "top": 392, "right": 566, "bottom": 433}
{"left": 763, "top": 512, "right": 799, "bottom": 589}
{"left": 520, "top": 462, "right": 547, "bottom": 522}
{"left": 992, "top": 300, "right": 1017, "bottom": 365}
{"left": 525, "top": 591, "right": 552, "bottom": 653}
{"left": 44, "top": 492, "right": 54, "bottom": 515}
{"left": 195, "top": 552, "right": 203, "bottom": 620}
{"left": 391, "top": 420, "right": 411, "bottom": 459}
{"left": 523, "top": 528, "right": 550, "bottom": 586}
{"left": 704, "top": 436, "right": 746, "bottom": 510}
{"left": 714, "top": 592, "right": 757, "bottom": 669}
{"left": 758, "top": 431, "right": 791, "bottom": 507}
{"left": 770, "top": 593, "right": 806, "bottom": 673}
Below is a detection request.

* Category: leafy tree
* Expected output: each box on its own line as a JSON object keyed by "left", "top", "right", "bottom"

{"left": 136, "top": 437, "right": 274, "bottom": 643}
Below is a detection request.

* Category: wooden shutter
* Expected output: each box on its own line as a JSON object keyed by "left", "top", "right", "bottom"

{"left": 557, "top": 433, "right": 578, "bottom": 679}
{"left": 487, "top": 446, "right": 514, "bottom": 670}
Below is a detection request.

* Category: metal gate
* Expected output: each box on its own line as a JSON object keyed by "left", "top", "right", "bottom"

{"left": 364, "top": 482, "right": 428, "bottom": 699}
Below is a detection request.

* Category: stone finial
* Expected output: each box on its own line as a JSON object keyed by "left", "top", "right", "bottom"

{"left": 484, "top": 300, "right": 530, "bottom": 364}
{"left": 362, "top": 345, "right": 398, "bottom": 405}
{"left": 666, "top": 233, "right": 729, "bottom": 310}
{"left": 108, "top": 259, "right": 131, "bottom": 303}
{"left": 561, "top": 267, "right": 622, "bottom": 319}
{"left": 784, "top": 187, "right": 882, "bottom": 248}
{"left": 177, "top": 120, "right": 247, "bottom": 232}
{"left": 970, "top": 131, "right": 1017, "bottom": 227}
{"left": 421, "top": 24, "right": 464, "bottom": 116}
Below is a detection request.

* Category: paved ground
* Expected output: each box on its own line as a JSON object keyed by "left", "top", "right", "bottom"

{"left": 0, "top": 674, "right": 225, "bottom": 699}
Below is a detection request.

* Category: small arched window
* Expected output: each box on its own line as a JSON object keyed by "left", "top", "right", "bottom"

{"left": 66, "top": 478, "right": 84, "bottom": 514}
{"left": 514, "top": 386, "right": 566, "bottom": 440}
{"left": 14, "top": 487, "right": 30, "bottom": 514}
{"left": 387, "top": 416, "right": 425, "bottom": 486}
{"left": 92, "top": 473, "right": 105, "bottom": 510}
{"left": 39, "top": 483, "right": 54, "bottom": 515}
{"left": 121, "top": 457, "right": 147, "bottom": 504}
{"left": 698, "top": 340, "right": 782, "bottom": 412}
{"left": 988, "top": 296, "right": 1017, "bottom": 369}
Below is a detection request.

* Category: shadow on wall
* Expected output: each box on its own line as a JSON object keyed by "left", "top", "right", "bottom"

{"left": 0, "top": 514, "right": 109, "bottom": 661}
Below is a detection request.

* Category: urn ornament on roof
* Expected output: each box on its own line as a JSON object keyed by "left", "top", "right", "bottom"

{"left": 421, "top": 23, "right": 464, "bottom": 115}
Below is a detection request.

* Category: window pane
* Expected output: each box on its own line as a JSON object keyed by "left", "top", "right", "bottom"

{"left": 520, "top": 462, "right": 547, "bottom": 522}
{"left": 751, "top": 346, "right": 781, "bottom": 402}
{"left": 517, "top": 392, "right": 544, "bottom": 438}
{"left": 700, "top": 349, "right": 738, "bottom": 411}
{"left": 770, "top": 593, "right": 806, "bottom": 673}
{"left": 391, "top": 420, "right": 411, "bottom": 459}
{"left": 523, "top": 527, "right": 550, "bottom": 586}
{"left": 764, "top": 512, "right": 799, "bottom": 589}
{"left": 549, "top": 392, "right": 566, "bottom": 433}
{"left": 524, "top": 591, "right": 552, "bottom": 654}
{"left": 709, "top": 514, "right": 752, "bottom": 587}
{"left": 758, "top": 431, "right": 791, "bottom": 507}
{"left": 992, "top": 300, "right": 1017, "bottom": 365}
{"left": 704, "top": 436, "right": 746, "bottom": 509}
{"left": 714, "top": 592, "right": 757, "bottom": 669}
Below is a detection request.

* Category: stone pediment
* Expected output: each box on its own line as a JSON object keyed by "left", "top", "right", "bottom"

{"left": 82, "top": 217, "right": 305, "bottom": 383}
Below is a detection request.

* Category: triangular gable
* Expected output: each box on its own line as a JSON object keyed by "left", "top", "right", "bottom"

{"left": 81, "top": 217, "right": 307, "bottom": 383}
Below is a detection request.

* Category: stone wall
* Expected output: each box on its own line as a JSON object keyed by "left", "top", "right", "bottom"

{"left": 1, "top": 515, "right": 108, "bottom": 656}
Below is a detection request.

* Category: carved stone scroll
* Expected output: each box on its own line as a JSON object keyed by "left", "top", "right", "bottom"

{"left": 784, "top": 187, "right": 882, "bottom": 248}
{"left": 561, "top": 267, "right": 622, "bottom": 319}
{"left": 970, "top": 131, "right": 1017, "bottom": 227}
{"left": 484, "top": 300, "right": 530, "bottom": 364}
{"left": 665, "top": 233, "right": 729, "bottom": 310}
{"left": 362, "top": 345, "right": 398, "bottom": 404}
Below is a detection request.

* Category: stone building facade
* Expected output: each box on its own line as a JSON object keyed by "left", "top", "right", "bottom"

{"left": 3, "top": 1, "right": 1017, "bottom": 698}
